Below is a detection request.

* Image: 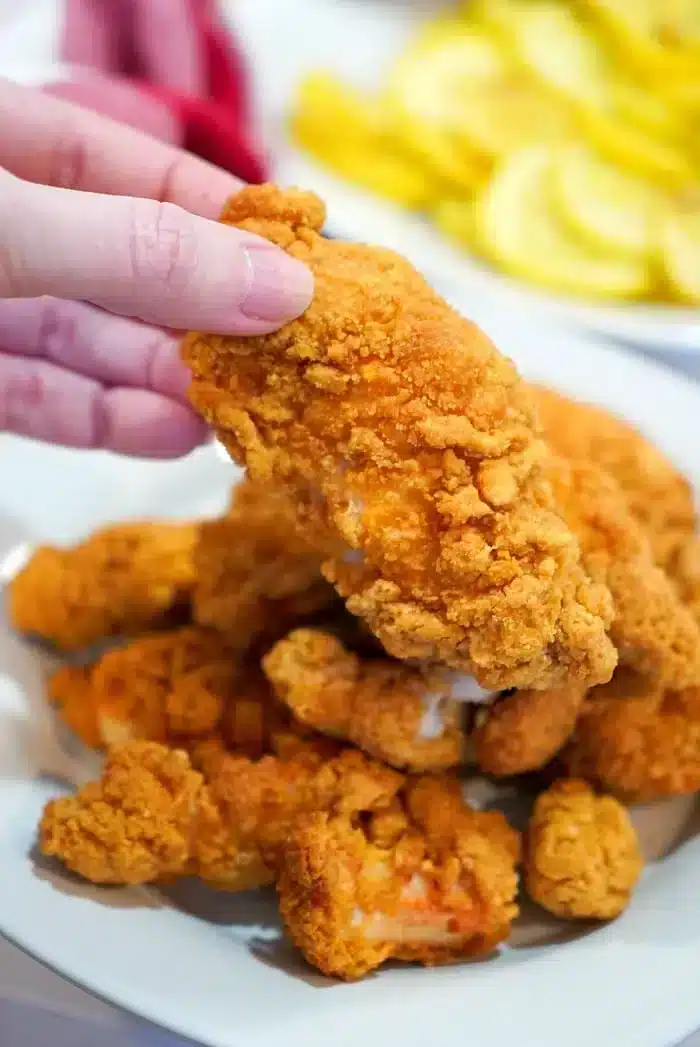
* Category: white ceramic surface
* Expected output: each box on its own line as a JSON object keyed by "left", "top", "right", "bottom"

{"left": 228, "top": 0, "right": 700, "bottom": 355}
{"left": 1, "top": 308, "right": 700, "bottom": 1047}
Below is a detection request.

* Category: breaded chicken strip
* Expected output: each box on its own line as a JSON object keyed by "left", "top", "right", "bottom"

{"left": 193, "top": 747, "right": 402, "bottom": 891}
{"left": 525, "top": 779, "right": 642, "bottom": 920}
{"left": 90, "top": 627, "right": 233, "bottom": 747}
{"left": 670, "top": 534, "right": 700, "bottom": 624}
{"left": 563, "top": 669, "right": 700, "bottom": 802}
{"left": 193, "top": 478, "right": 338, "bottom": 647}
{"left": 277, "top": 775, "right": 520, "bottom": 979}
{"left": 263, "top": 628, "right": 465, "bottom": 772}
{"left": 8, "top": 522, "right": 197, "bottom": 651}
{"left": 48, "top": 664, "right": 101, "bottom": 749}
{"left": 184, "top": 184, "right": 616, "bottom": 693}
{"left": 533, "top": 386, "right": 695, "bottom": 573}
{"left": 546, "top": 457, "right": 700, "bottom": 689}
{"left": 471, "top": 681, "right": 587, "bottom": 776}
{"left": 39, "top": 742, "right": 203, "bottom": 884}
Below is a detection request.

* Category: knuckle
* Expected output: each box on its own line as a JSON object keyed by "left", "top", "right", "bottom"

{"left": 0, "top": 364, "right": 45, "bottom": 431}
{"left": 35, "top": 298, "right": 79, "bottom": 364}
{"left": 126, "top": 198, "right": 200, "bottom": 299}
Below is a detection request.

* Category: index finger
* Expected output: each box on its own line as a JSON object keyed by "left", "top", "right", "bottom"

{"left": 0, "top": 77, "right": 240, "bottom": 218}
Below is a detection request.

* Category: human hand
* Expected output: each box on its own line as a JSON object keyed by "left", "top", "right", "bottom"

{"left": 0, "top": 78, "right": 313, "bottom": 457}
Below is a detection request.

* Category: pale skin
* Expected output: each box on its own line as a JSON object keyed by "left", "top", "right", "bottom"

{"left": 0, "top": 72, "right": 314, "bottom": 457}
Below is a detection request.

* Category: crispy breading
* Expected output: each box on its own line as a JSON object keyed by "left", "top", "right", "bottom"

{"left": 525, "top": 779, "right": 643, "bottom": 920}
{"left": 8, "top": 522, "right": 197, "bottom": 651}
{"left": 192, "top": 478, "right": 338, "bottom": 647}
{"left": 563, "top": 669, "right": 700, "bottom": 802}
{"left": 546, "top": 457, "right": 700, "bottom": 689}
{"left": 263, "top": 628, "right": 465, "bottom": 772}
{"left": 39, "top": 742, "right": 203, "bottom": 884}
{"left": 670, "top": 534, "right": 700, "bottom": 623}
{"left": 192, "top": 748, "right": 403, "bottom": 891}
{"left": 183, "top": 184, "right": 616, "bottom": 693}
{"left": 48, "top": 664, "right": 101, "bottom": 749}
{"left": 90, "top": 627, "right": 233, "bottom": 747}
{"left": 277, "top": 775, "right": 520, "bottom": 980}
{"left": 472, "top": 682, "right": 587, "bottom": 776}
{"left": 533, "top": 386, "right": 695, "bottom": 572}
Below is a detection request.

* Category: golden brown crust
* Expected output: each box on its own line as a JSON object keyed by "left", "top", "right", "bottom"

{"left": 8, "top": 522, "right": 197, "bottom": 651}
{"left": 525, "top": 779, "right": 643, "bottom": 920}
{"left": 192, "top": 747, "right": 403, "bottom": 891}
{"left": 546, "top": 457, "right": 700, "bottom": 689}
{"left": 472, "top": 682, "right": 587, "bottom": 776}
{"left": 263, "top": 628, "right": 464, "bottom": 772}
{"left": 563, "top": 670, "right": 700, "bottom": 802}
{"left": 192, "top": 478, "right": 338, "bottom": 647}
{"left": 48, "top": 664, "right": 102, "bottom": 749}
{"left": 534, "top": 386, "right": 695, "bottom": 572}
{"left": 184, "top": 184, "right": 616, "bottom": 692}
{"left": 277, "top": 775, "right": 520, "bottom": 980}
{"left": 91, "top": 626, "right": 233, "bottom": 747}
{"left": 39, "top": 742, "right": 203, "bottom": 884}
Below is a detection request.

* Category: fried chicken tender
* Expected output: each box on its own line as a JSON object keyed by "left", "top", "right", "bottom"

{"left": 184, "top": 184, "right": 616, "bottom": 693}
{"left": 472, "top": 682, "right": 587, "bottom": 776}
{"left": 670, "top": 534, "right": 700, "bottom": 623}
{"left": 546, "top": 457, "right": 700, "bottom": 689}
{"left": 563, "top": 669, "right": 700, "bottom": 802}
{"left": 525, "top": 779, "right": 643, "bottom": 920}
{"left": 8, "top": 522, "right": 198, "bottom": 651}
{"left": 277, "top": 775, "right": 520, "bottom": 979}
{"left": 533, "top": 386, "right": 695, "bottom": 573}
{"left": 48, "top": 664, "right": 101, "bottom": 749}
{"left": 263, "top": 628, "right": 465, "bottom": 772}
{"left": 90, "top": 627, "right": 233, "bottom": 747}
{"left": 192, "top": 478, "right": 338, "bottom": 648}
{"left": 192, "top": 747, "right": 403, "bottom": 891}
{"left": 39, "top": 742, "right": 203, "bottom": 884}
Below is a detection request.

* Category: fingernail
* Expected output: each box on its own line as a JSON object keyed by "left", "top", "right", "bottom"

{"left": 240, "top": 243, "right": 314, "bottom": 323}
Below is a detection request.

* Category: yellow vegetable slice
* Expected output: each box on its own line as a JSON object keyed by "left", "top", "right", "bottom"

{"left": 582, "top": 0, "right": 700, "bottom": 80}
{"left": 659, "top": 194, "right": 700, "bottom": 304}
{"left": 387, "top": 22, "right": 507, "bottom": 127}
{"left": 291, "top": 73, "right": 435, "bottom": 208}
{"left": 453, "top": 72, "right": 575, "bottom": 159}
{"left": 387, "top": 113, "right": 487, "bottom": 194}
{"left": 480, "top": 1, "right": 612, "bottom": 108}
{"left": 610, "top": 78, "right": 685, "bottom": 141}
{"left": 433, "top": 198, "right": 482, "bottom": 250}
{"left": 473, "top": 146, "right": 650, "bottom": 299}
{"left": 580, "top": 106, "right": 696, "bottom": 190}
{"left": 550, "top": 147, "right": 665, "bottom": 259}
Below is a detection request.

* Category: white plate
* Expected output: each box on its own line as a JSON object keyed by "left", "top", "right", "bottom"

{"left": 227, "top": 0, "right": 700, "bottom": 355}
{"left": 1, "top": 311, "right": 700, "bottom": 1047}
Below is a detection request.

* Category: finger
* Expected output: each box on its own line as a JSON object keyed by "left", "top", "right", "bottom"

{"left": 0, "top": 173, "right": 314, "bottom": 333}
{"left": 62, "top": 0, "right": 122, "bottom": 72}
{"left": 0, "top": 353, "right": 208, "bottom": 458}
{"left": 132, "top": 0, "right": 206, "bottom": 95}
{"left": 45, "top": 74, "right": 181, "bottom": 145}
{"left": 0, "top": 77, "right": 240, "bottom": 218}
{"left": 0, "top": 297, "right": 192, "bottom": 401}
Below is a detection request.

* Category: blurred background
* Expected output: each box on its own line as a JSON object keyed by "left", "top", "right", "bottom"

{"left": 1, "top": 0, "right": 700, "bottom": 357}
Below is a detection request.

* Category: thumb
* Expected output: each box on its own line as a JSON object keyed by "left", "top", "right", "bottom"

{"left": 0, "top": 169, "right": 313, "bottom": 334}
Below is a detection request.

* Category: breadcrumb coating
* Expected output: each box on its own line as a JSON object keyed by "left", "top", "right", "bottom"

{"left": 563, "top": 670, "right": 700, "bottom": 802}
{"left": 546, "top": 457, "right": 700, "bottom": 689}
{"left": 48, "top": 664, "right": 101, "bottom": 749}
{"left": 525, "top": 779, "right": 643, "bottom": 920}
{"left": 277, "top": 775, "right": 520, "bottom": 979}
{"left": 192, "top": 478, "right": 338, "bottom": 647}
{"left": 39, "top": 742, "right": 203, "bottom": 884}
{"left": 472, "top": 682, "right": 587, "bottom": 777}
{"left": 184, "top": 184, "right": 616, "bottom": 692}
{"left": 192, "top": 747, "right": 403, "bottom": 891}
{"left": 91, "top": 627, "right": 233, "bottom": 747}
{"left": 534, "top": 386, "right": 695, "bottom": 573}
{"left": 8, "top": 522, "right": 197, "bottom": 651}
{"left": 263, "top": 628, "right": 465, "bottom": 772}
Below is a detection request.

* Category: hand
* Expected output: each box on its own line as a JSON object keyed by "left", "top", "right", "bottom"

{"left": 0, "top": 78, "right": 313, "bottom": 457}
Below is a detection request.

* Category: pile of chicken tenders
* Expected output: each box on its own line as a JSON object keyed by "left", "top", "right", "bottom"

{"left": 9, "top": 185, "right": 700, "bottom": 980}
